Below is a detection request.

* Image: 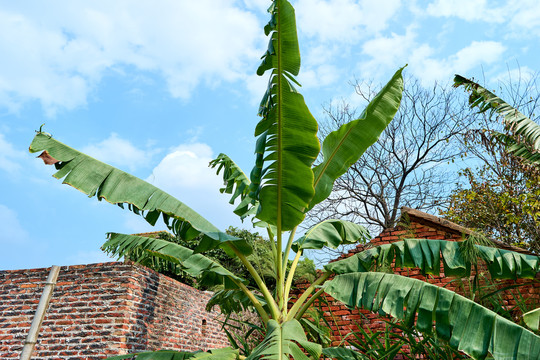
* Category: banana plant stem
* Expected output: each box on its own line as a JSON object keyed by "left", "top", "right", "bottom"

{"left": 283, "top": 250, "right": 302, "bottom": 315}
{"left": 266, "top": 227, "right": 279, "bottom": 282}
{"left": 266, "top": 227, "right": 277, "bottom": 262}
{"left": 280, "top": 226, "right": 298, "bottom": 315}
{"left": 282, "top": 227, "right": 297, "bottom": 275}
{"left": 229, "top": 244, "right": 280, "bottom": 320}
{"left": 286, "top": 272, "right": 330, "bottom": 321}
{"left": 276, "top": 230, "right": 284, "bottom": 314}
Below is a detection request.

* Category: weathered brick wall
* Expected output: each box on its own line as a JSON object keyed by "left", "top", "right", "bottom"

{"left": 291, "top": 216, "right": 540, "bottom": 347}
{"left": 0, "top": 262, "right": 228, "bottom": 359}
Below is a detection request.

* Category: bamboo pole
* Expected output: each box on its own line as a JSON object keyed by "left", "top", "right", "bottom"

{"left": 20, "top": 265, "right": 60, "bottom": 360}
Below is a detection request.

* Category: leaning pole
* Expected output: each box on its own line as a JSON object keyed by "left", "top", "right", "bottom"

{"left": 19, "top": 265, "right": 61, "bottom": 360}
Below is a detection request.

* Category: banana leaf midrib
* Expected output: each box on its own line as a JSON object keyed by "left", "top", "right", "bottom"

{"left": 276, "top": 1, "right": 284, "bottom": 232}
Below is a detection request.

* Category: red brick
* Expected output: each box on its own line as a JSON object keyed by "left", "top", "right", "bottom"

{"left": 0, "top": 263, "right": 228, "bottom": 358}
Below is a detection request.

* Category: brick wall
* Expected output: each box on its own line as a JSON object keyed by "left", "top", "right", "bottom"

{"left": 291, "top": 212, "right": 540, "bottom": 348}
{"left": 0, "top": 262, "right": 229, "bottom": 359}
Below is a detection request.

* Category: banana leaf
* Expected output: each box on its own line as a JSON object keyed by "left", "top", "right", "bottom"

{"left": 209, "top": 153, "right": 256, "bottom": 219}
{"left": 29, "top": 133, "right": 251, "bottom": 256}
{"left": 292, "top": 219, "right": 370, "bottom": 252}
{"left": 523, "top": 308, "right": 540, "bottom": 331}
{"left": 245, "top": 319, "right": 322, "bottom": 360}
{"left": 250, "top": 0, "right": 320, "bottom": 231}
{"left": 454, "top": 75, "right": 540, "bottom": 164}
{"left": 325, "top": 238, "right": 540, "bottom": 280}
{"left": 308, "top": 67, "right": 404, "bottom": 211}
{"left": 324, "top": 272, "right": 540, "bottom": 360}
{"left": 103, "top": 233, "right": 246, "bottom": 289}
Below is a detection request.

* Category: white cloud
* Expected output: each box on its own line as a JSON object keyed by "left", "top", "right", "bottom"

{"left": 358, "top": 0, "right": 402, "bottom": 33}
{"left": 149, "top": 143, "right": 217, "bottom": 188}
{"left": 359, "top": 25, "right": 505, "bottom": 86}
{"left": 0, "top": 1, "right": 262, "bottom": 116}
{"left": 492, "top": 66, "right": 536, "bottom": 85}
{"left": 82, "top": 133, "right": 157, "bottom": 172}
{"left": 359, "top": 27, "right": 417, "bottom": 76}
{"left": 296, "top": 0, "right": 401, "bottom": 43}
{"left": 0, "top": 204, "right": 29, "bottom": 244}
{"left": 0, "top": 132, "right": 26, "bottom": 174}
{"left": 303, "top": 45, "right": 335, "bottom": 67}
{"left": 410, "top": 41, "right": 505, "bottom": 86}
{"left": 426, "top": 0, "right": 505, "bottom": 23}
{"left": 146, "top": 142, "right": 245, "bottom": 231}
{"left": 453, "top": 41, "right": 506, "bottom": 72}
{"left": 426, "top": 0, "right": 540, "bottom": 37}
{"left": 508, "top": 0, "right": 540, "bottom": 35}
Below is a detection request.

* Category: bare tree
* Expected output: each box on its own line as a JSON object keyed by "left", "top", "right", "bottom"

{"left": 306, "top": 77, "right": 476, "bottom": 262}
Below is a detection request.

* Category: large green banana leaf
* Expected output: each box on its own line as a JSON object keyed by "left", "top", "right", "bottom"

{"left": 292, "top": 219, "right": 370, "bottom": 252}
{"left": 523, "top": 308, "right": 540, "bottom": 331}
{"left": 106, "top": 347, "right": 238, "bottom": 360}
{"left": 250, "top": 0, "right": 320, "bottom": 231}
{"left": 209, "top": 153, "right": 256, "bottom": 220}
{"left": 246, "top": 319, "right": 322, "bottom": 360}
{"left": 454, "top": 75, "right": 540, "bottom": 164}
{"left": 324, "top": 272, "right": 540, "bottom": 360}
{"left": 103, "top": 233, "right": 246, "bottom": 289}
{"left": 307, "top": 67, "right": 404, "bottom": 211}
{"left": 29, "top": 133, "right": 251, "bottom": 256}
{"left": 325, "top": 238, "right": 540, "bottom": 279}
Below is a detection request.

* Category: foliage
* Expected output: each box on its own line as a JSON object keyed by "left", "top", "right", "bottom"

{"left": 325, "top": 319, "right": 468, "bottom": 360}
{"left": 444, "top": 75, "right": 540, "bottom": 253}
{"left": 390, "top": 322, "right": 469, "bottom": 359}
{"left": 298, "top": 307, "right": 333, "bottom": 349}
{"left": 470, "top": 272, "right": 539, "bottom": 326}
{"left": 218, "top": 315, "right": 265, "bottom": 357}
{"left": 332, "top": 320, "right": 404, "bottom": 360}
{"left": 444, "top": 166, "right": 540, "bottom": 252}
{"left": 125, "top": 227, "right": 316, "bottom": 291}
{"left": 106, "top": 348, "right": 239, "bottom": 360}
{"left": 29, "top": 1, "right": 540, "bottom": 359}
{"left": 454, "top": 74, "right": 540, "bottom": 165}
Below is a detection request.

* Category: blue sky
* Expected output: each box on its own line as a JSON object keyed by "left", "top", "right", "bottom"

{"left": 2, "top": 0, "right": 540, "bottom": 270}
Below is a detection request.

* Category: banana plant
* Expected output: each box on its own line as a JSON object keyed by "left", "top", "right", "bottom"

{"left": 454, "top": 75, "right": 540, "bottom": 165}
{"left": 30, "top": 1, "right": 540, "bottom": 359}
